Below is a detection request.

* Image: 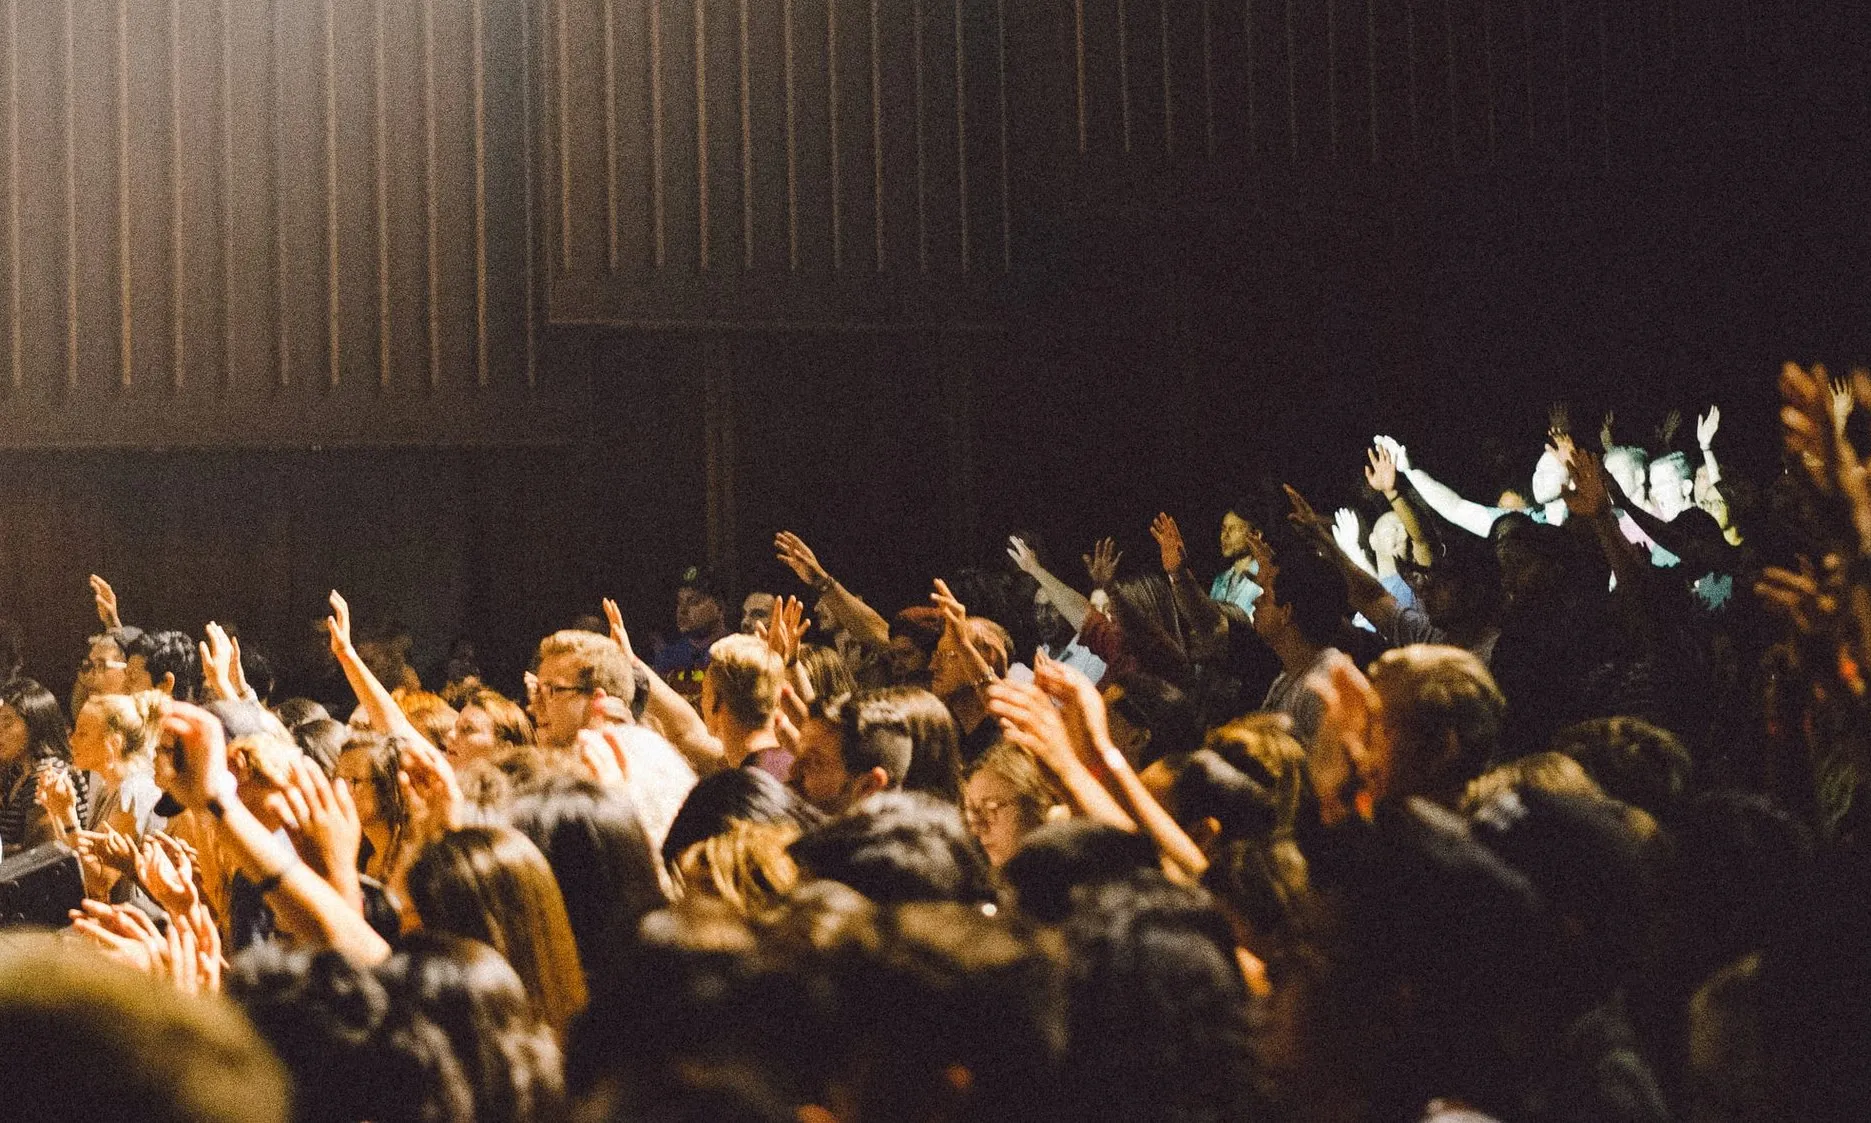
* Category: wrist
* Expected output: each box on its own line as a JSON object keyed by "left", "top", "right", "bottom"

{"left": 1383, "top": 490, "right": 1400, "bottom": 502}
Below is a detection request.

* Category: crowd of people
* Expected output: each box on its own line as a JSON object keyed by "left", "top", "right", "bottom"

{"left": 1, "top": 363, "right": 1868, "bottom": 1122}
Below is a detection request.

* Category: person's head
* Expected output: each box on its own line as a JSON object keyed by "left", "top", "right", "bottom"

{"left": 1648, "top": 450, "right": 1695, "bottom": 519}
{"left": 0, "top": 677, "right": 72, "bottom": 769}
{"left": 407, "top": 825, "right": 590, "bottom": 1036}
{"left": 675, "top": 567, "right": 728, "bottom": 640}
{"left": 126, "top": 629, "right": 201, "bottom": 700}
{"left": 1529, "top": 446, "right": 1571, "bottom": 506}
{"left": 738, "top": 592, "right": 778, "bottom": 635}
{"left": 503, "top": 776, "right": 669, "bottom": 982}
{"left": 1220, "top": 507, "right": 1258, "bottom": 560}
{"left": 394, "top": 691, "right": 459, "bottom": 755}
{"left": 1405, "top": 544, "right": 1504, "bottom": 637}
{"left": 929, "top": 617, "right": 1012, "bottom": 703}
{"left": 443, "top": 687, "right": 535, "bottom": 767}
{"left": 869, "top": 685, "right": 964, "bottom": 801}
{"left": 70, "top": 689, "right": 166, "bottom": 777}
{"left": 700, "top": 634, "right": 787, "bottom": 744}
{"left": 1032, "top": 588, "right": 1076, "bottom": 649}
{"left": 1, "top": 934, "right": 289, "bottom": 1123}
{"left": 1175, "top": 713, "right": 1310, "bottom": 845}
{"left": 1364, "top": 645, "right": 1506, "bottom": 810}
{"left": 1458, "top": 751, "right": 1604, "bottom": 815}
{"left": 790, "top": 690, "right": 918, "bottom": 814}
{"left": 962, "top": 742, "right": 1061, "bottom": 867}
{"left": 794, "top": 642, "right": 856, "bottom": 702}
{"left": 293, "top": 717, "right": 350, "bottom": 777}
{"left": 273, "top": 696, "right": 330, "bottom": 731}
{"left": 674, "top": 819, "right": 803, "bottom": 914}
{"left": 531, "top": 630, "right": 635, "bottom": 749}
{"left": 663, "top": 764, "right": 820, "bottom": 865}
{"left": 1251, "top": 545, "right": 1347, "bottom": 649}
{"left": 1492, "top": 518, "right": 1600, "bottom": 609}
{"left": 334, "top": 733, "right": 412, "bottom": 862}
{"left": 1369, "top": 511, "right": 1408, "bottom": 564}
{"left": 1549, "top": 716, "right": 1694, "bottom": 822}
{"left": 1058, "top": 872, "right": 1262, "bottom": 1123}
{"left": 1100, "top": 671, "right": 1202, "bottom": 768}
{"left": 885, "top": 606, "right": 944, "bottom": 686}
{"left": 788, "top": 790, "right": 998, "bottom": 906}
{"left": 375, "top": 931, "right": 566, "bottom": 1123}
{"left": 1603, "top": 445, "right": 1651, "bottom": 509}
{"left": 78, "top": 627, "right": 142, "bottom": 699}
{"left": 1000, "top": 820, "right": 1162, "bottom": 924}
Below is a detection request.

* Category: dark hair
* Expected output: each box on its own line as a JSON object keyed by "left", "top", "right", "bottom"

{"left": 788, "top": 791, "right": 997, "bottom": 906}
{"left": 1059, "top": 872, "right": 1263, "bottom": 1123}
{"left": 876, "top": 686, "right": 963, "bottom": 802}
{"left": 228, "top": 943, "right": 473, "bottom": 1123}
{"left": 274, "top": 697, "right": 331, "bottom": 731}
{"left": 1670, "top": 790, "right": 1815, "bottom": 982}
{"left": 794, "top": 643, "right": 856, "bottom": 702}
{"left": 128, "top": 629, "right": 202, "bottom": 702}
{"left": 662, "top": 766, "right": 820, "bottom": 866}
{"left": 1001, "top": 820, "right": 1161, "bottom": 924}
{"left": 374, "top": 932, "right": 565, "bottom": 1123}
{"left": 237, "top": 639, "right": 277, "bottom": 704}
{"left": 1107, "top": 672, "right": 1202, "bottom": 767}
{"left": 1550, "top": 716, "right": 1694, "bottom": 822}
{"left": 818, "top": 690, "right": 913, "bottom": 792}
{"left": 504, "top": 776, "right": 669, "bottom": 986}
{"left": 888, "top": 606, "right": 945, "bottom": 658}
{"left": 1265, "top": 544, "right": 1348, "bottom": 647}
{"left": 0, "top": 678, "right": 72, "bottom": 766}
{"left": 293, "top": 718, "right": 349, "bottom": 778}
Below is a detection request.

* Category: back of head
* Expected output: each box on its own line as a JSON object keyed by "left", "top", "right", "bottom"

{"left": 1189, "top": 713, "right": 1309, "bottom": 838}
{"left": 1550, "top": 716, "right": 1693, "bottom": 821}
{"left": 820, "top": 689, "right": 915, "bottom": 793}
{"left": 0, "top": 934, "right": 289, "bottom": 1123}
{"left": 130, "top": 629, "right": 202, "bottom": 701}
{"left": 292, "top": 718, "right": 350, "bottom": 777}
{"left": 537, "top": 629, "right": 635, "bottom": 709}
{"left": 456, "top": 687, "right": 535, "bottom": 748}
{"left": 705, "top": 634, "right": 787, "bottom": 728}
{"left": 1107, "top": 671, "right": 1202, "bottom": 768}
{"left": 273, "top": 697, "right": 330, "bottom": 731}
{"left": 1, "top": 677, "right": 72, "bottom": 764}
{"left": 662, "top": 765, "right": 819, "bottom": 866}
{"left": 504, "top": 775, "right": 669, "bottom": 980}
{"left": 1001, "top": 819, "right": 1161, "bottom": 924}
{"left": 1058, "top": 872, "right": 1262, "bottom": 1123}
{"left": 789, "top": 790, "right": 997, "bottom": 906}
{"left": 674, "top": 819, "right": 803, "bottom": 916}
{"left": 1368, "top": 644, "right": 1506, "bottom": 804}
{"left": 1268, "top": 544, "right": 1349, "bottom": 647}
{"left": 870, "top": 685, "right": 964, "bottom": 801}
{"left": 87, "top": 689, "right": 168, "bottom": 766}
{"left": 395, "top": 690, "right": 460, "bottom": 752}
{"left": 794, "top": 642, "right": 857, "bottom": 701}
{"left": 1459, "top": 751, "right": 1604, "bottom": 816}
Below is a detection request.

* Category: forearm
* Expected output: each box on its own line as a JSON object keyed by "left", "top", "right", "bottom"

{"left": 1038, "top": 752, "right": 1137, "bottom": 834}
{"left": 1029, "top": 564, "right": 1091, "bottom": 631}
{"left": 1701, "top": 446, "right": 1722, "bottom": 488}
{"left": 213, "top": 796, "right": 389, "bottom": 963}
{"left": 1096, "top": 739, "right": 1208, "bottom": 880}
{"left": 1389, "top": 493, "right": 1436, "bottom": 567}
{"left": 334, "top": 643, "right": 432, "bottom": 750}
{"left": 635, "top": 660, "right": 727, "bottom": 774}
{"left": 820, "top": 581, "right": 892, "bottom": 652}
{"left": 1403, "top": 467, "right": 1501, "bottom": 538}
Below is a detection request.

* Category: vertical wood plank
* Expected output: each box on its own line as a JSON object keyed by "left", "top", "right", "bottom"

{"left": 695, "top": 0, "right": 710, "bottom": 270}
{"left": 117, "top": 0, "right": 131, "bottom": 389}
{"left": 6, "top": 0, "right": 17, "bottom": 390}
{"left": 325, "top": 0, "right": 340, "bottom": 388}
{"left": 652, "top": 0, "right": 666, "bottom": 267}
{"left": 603, "top": 0, "right": 618, "bottom": 270}
{"left": 375, "top": 0, "right": 391, "bottom": 388}
{"left": 170, "top": 0, "right": 183, "bottom": 390}
{"left": 741, "top": 0, "right": 754, "bottom": 268}
{"left": 473, "top": 0, "right": 488, "bottom": 385}
{"left": 783, "top": 0, "right": 797, "bottom": 269}
{"left": 425, "top": 0, "right": 440, "bottom": 387}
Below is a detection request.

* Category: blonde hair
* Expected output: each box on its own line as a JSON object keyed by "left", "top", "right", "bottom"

{"left": 456, "top": 687, "right": 535, "bottom": 748}
{"left": 704, "top": 634, "right": 787, "bottom": 728}
{"left": 535, "top": 630, "right": 634, "bottom": 704}
{"left": 674, "top": 819, "right": 801, "bottom": 916}
{"left": 393, "top": 688, "right": 460, "bottom": 751}
{"left": 963, "top": 741, "right": 1061, "bottom": 830}
{"left": 82, "top": 690, "right": 167, "bottom": 765}
{"left": 1460, "top": 751, "right": 1604, "bottom": 815}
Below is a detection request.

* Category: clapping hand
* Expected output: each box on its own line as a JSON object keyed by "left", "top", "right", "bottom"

{"left": 34, "top": 763, "right": 80, "bottom": 838}
{"left": 135, "top": 832, "right": 201, "bottom": 917}
{"left": 756, "top": 595, "right": 808, "bottom": 665}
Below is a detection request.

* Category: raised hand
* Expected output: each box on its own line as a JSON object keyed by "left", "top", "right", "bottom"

{"left": 33, "top": 763, "right": 80, "bottom": 837}
{"left": 1373, "top": 435, "right": 1411, "bottom": 473}
{"left": 90, "top": 574, "right": 122, "bottom": 630}
{"left": 1365, "top": 444, "right": 1400, "bottom": 498}
{"left": 602, "top": 597, "right": 637, "bottom": 664}
{"left": 1755, "top": 558, "right": 1839, "bottom": 637}
{"left": 1283, "top": 484, "right": 1330, "bottom": 542}
{"left": 1332, "top": 509, "right": 1373, "bottom": 573}
{"left": 164, "top": 902, "right": 223, "bottom": 996}
{"left": 1082, "top": 537, "right": 1123, "bottom": 589}
{"left": 1031, "top": 652, "right": 1116, "bottom": 770}
{"left": 326, "top": 590, "right": 354, "bottom": 657}
{"left": 759, "top": 595, "right": 807, "bottom": 665}
{"left": 398, "top": 736, "right": 465, "bottom": 843}
{"left": 1599, "top": 410, "right": 1617, "bottom": 453}
{"left": 575, "top": 728, "right": 631, "bottom": 788}
{"left": 198, "top": 622, "right": 239, "bottom": 702}
{"left": 1697, "top": 404, "right": 1722, "bottom": 449}
{"left": 154, "top": 701, "right": 234, "bottom": 814}
{"left": 774, "top": 531, "right": 832, "bottom": 589}
{"left": 984, "top": 677, "right": 1080, "bottom": 776}
{"left": 228, "top": 634, "right": 253, "bottom": 701}
{"left": 278, "top": 756, "right": 362, "bottom": 900}
{"left": 1658, "top": 408, "right": 1683, "bottom": 448}
{"left": 1006, "top": 535, "right": 1041, "bottom": 576}
{"left": 1564, "top": 446, "right": 1611, "bottom": 519}
{"left": 1548, "top": 401, "right": 1572, "bottom": 438}
{"left": 69, "top": 899, "right": 168, "bottom": 975}
{"left": 1306, "top": 653, "right": 1384, "bottom": 825}
{"left": 1546, "top": 426, "right": 1576, "bottom": 467}
{"left": 1149, "top": 513, "right": 1187, "bottom": 574}
{"left": 932, "top": 578, "right": 997, "bottom": 687}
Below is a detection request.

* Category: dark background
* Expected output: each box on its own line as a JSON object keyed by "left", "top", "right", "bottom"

{"left": 0, "top": 0, "right": 1866, "bottom": 701}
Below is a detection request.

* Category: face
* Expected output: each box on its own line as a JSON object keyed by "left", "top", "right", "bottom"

{"left": 78, "top": 639, "right": 129, "bottom": 697}
{"left": 676, "top": 588, "right": 725, "bottom": 637}
{"left": 531, "top": 652, "right": 597, "bottom": 750}
{"left": 1604, "top": 450, "right": 1649, "bottom": 507}
{"left": 0, "top": 703, "right": 26, "bottom": 763}
{"left": 1530, "top": 450, "right": 1570, "bottom": 506}
{"left": 70, "top": 703, "right": 120, "bottom": 773}
{"left": 1220, "top": 512, "right": 1253, "bottom": 561}
{"left": 444, "top": 704, "right": 501, "bottom": 766}
{"left": 884, "top": 635, "right": 931, "bottom": 685}
{"left": 739, "top": 593, "right": 777, "bottom": 635}
{"left": 334, "top": 746, "right": 383, "bottom": 828}
{"left": 1649, "top": 459, "right": 1693, "bottom": 519}
{"left": 790, "top": 716, "right": 856, "bottom": 813}
{"left": 1250, "top": 586, "right": 1290, "bottom": 644}
{"left": 1495, "top": 537, "right": 1556, "bottom": 606}
{"left": 964, "top": 769, "right": 1031, "bottom": 867}
{"left": 1369, "top": 512, "right": 1407, "bottom": 562}
{"left": 123, "top": 654, "right": 157, "bottom": 694}
{"left": 928, "top": 629, "right": 970, "bottom": 701}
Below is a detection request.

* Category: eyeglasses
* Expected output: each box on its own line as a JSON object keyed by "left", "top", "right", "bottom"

{"left": 533, "top": 680, "right": 594, "bottom": 701}
{"left": 964, "top": 797, "right": 1018, "bottom": 828}
{"left": 78, "top": 659, "right": 127, "bottom": 674}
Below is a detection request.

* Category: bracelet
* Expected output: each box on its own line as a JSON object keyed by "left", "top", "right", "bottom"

{"left": 810, "top": 573, "right": 834, "bottom": 594}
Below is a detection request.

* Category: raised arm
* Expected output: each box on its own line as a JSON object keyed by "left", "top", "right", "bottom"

{"left": 1564, "top": 446, "right": 1644, "bottom": 590}
{"left": 1007, "top": 536, "right": 1091, "bottom": 631}
{"left": 1697, "top": 404, "right": 1724, "bottom": 489}
{"left": 1285, "top": 486, "right": 1402, "bottom": 628}
{"left": 774, "top": 532, "right": 892, "bottom": 652}
{"left": 1151, "top": 513, "right": 1229, "bottom": 660}
{"left": 326, "top": 591, "right": 433, "bottom": 751}
{"left": 1366, "top": 444, "right": 1435, "bottom": 567}
{"left": 1379, "top": 436, "right": 1503, "bottom": 538}
{"left": 604, "top": 597, "right": 726, "bottom": 775}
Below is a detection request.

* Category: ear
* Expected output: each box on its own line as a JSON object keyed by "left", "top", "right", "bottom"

{"left": 157, "top": 672, "right": 176, "bottom": 697}
{"left": 852, "top": 766, "right": 890, "bottom": 801}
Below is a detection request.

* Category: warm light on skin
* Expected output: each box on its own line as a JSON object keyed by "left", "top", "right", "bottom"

{"left": 964, "top": 768, "right": 1030, "bottom": 868}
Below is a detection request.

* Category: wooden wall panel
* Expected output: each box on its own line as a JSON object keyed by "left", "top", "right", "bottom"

{"left": 0, "top": 0, "right": 570, "bottom": 450}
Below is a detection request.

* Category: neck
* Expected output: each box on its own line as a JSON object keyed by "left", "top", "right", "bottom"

{"left": 1375, "top": 554, "right": 1400, "bottom": 579}
{"left": 720, "top": 719, "right": 780, "bottom": 766}
{"left": 1269, "top": 630, "right": 1326, "bottom": 677}
{"left": 947, "top": 688, "right": 988, "bottom": 733}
